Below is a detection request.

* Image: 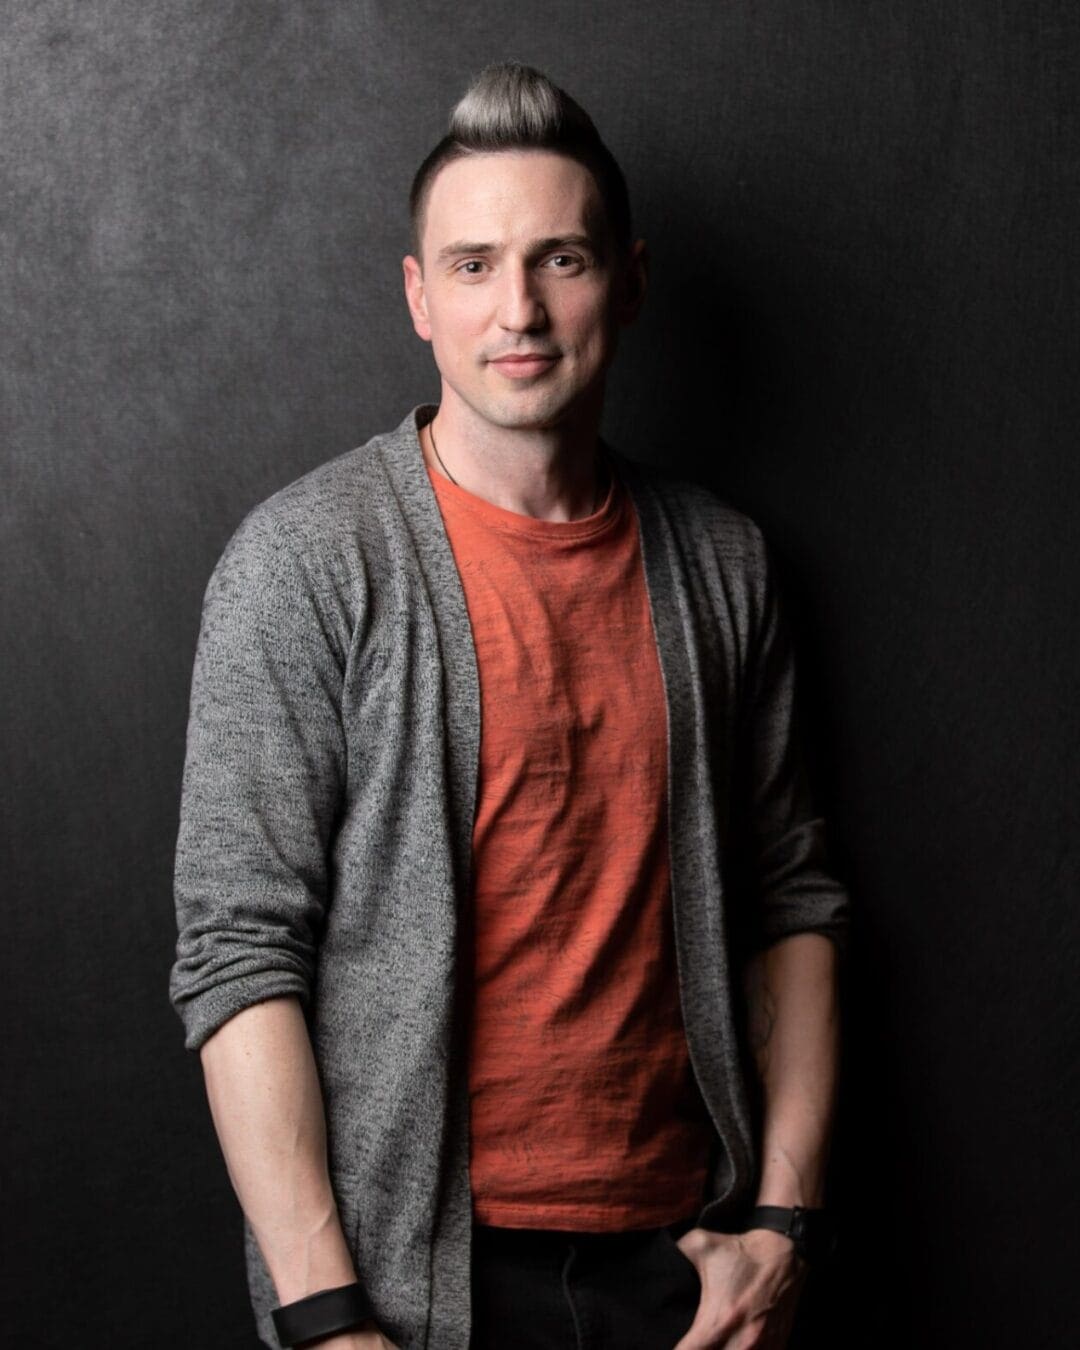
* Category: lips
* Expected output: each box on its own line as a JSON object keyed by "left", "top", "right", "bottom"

{"left": 489, "top": 354, "right": 559, "bottom": 377}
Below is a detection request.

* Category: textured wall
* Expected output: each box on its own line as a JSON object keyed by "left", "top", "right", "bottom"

{"left": 2, "top": 3, "right": 1076, "bottom": 1346}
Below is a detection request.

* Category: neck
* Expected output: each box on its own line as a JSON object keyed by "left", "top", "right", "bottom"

{"left": 421, "top": 385, "right": 607, "bottom": 522}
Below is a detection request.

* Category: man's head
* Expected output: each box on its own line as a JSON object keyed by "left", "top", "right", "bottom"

{"left": 403, "top": 63, "right": 646, "bottom": 435}
{"left": 408, "top": 63, "right": 633, "bottom": 265}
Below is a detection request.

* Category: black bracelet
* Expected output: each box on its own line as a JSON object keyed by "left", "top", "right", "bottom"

{"left": 744, "top": 1205, "right": 838, "bottom": 1265}
{"left": 270, "top": 1282, "right": 373, "bottom": 1348}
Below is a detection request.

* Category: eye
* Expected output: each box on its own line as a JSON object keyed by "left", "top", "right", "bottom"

{"left": 457, "top": 259, "right": 487, "bottom": 276}
{"left": 546, "top": 253, "right": 584, "bottom": 271}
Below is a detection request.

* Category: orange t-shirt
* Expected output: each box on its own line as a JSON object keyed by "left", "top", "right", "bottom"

{"left": 428, "top": 458, "right": 715, "bottom": 1230}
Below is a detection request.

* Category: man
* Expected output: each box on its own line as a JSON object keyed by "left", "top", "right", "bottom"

{"left": 170, "top": 62, "right": 850, "bottom": 1350}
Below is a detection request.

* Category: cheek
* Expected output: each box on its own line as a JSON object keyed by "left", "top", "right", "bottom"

{"left": 569, "top": 312, "right": 616, "bottom": 360}
{"left": 561, "top": 290, "right": 616, "bottom": 346}
{"left": 431, "top": 296, "right": 487, "bottom": 350}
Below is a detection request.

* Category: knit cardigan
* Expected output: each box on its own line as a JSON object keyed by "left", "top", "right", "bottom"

{"left": 169, "top": 403, "right": 850, "bottom": 1349}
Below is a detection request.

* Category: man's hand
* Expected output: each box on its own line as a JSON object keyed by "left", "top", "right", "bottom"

{"left": 671, "top": 1227, "right": 807, "bottom": 1350}
{"left": 297, "top": 1329, "right": 399, "bottom": 1350}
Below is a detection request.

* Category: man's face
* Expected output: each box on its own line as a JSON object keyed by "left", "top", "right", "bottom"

{"left": 403, "top": 150, "right": 645, "bottom": 433}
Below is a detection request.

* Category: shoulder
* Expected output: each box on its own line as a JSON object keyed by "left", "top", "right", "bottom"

{"left": 207, "top": 411, "right": 421, "bottom": 603}
{"left": 194, "top": 415, "right": 427, "bottom": 665}
{"left": 228, "top": 436, "right": 391, "bottom": 564}
{"left": 614, "top": 453, "right": 772, "bottom": 581}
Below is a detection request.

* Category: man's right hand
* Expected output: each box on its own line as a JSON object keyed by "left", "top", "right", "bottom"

{"left": 298, "top": 1329, "right": 399, "bottom": 1350}
{"left": 290, "top": 1310, "right": 400, "bottom": 1349}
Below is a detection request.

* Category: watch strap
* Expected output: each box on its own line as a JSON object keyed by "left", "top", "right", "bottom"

{"left": 745, "top": 1205, "right": 838, "bottom": 1264}
{"left": 270, "top": 1281, "right": 373, "bottom": 1347}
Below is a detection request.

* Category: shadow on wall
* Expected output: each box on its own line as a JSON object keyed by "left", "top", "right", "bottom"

{"left": 605, "top": 166, "right": 863, "bottom": 495}
{"left": 604, "top": 183, "right": 914, "bottom": 1349}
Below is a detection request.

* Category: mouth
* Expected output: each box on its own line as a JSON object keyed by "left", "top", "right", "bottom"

{"left": 488, "top": 354, "right": 560, "bottom": 379}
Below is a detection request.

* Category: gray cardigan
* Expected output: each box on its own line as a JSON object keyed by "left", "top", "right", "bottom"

{"left": 169, "top": 404, "right": 850, "bottom": 1349}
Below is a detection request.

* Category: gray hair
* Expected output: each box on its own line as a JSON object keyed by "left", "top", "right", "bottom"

{"left": 409, "top": 62, "right": 632, "bottom": 261}
{"left": 448, "top": 62, "right": 565, "bottom": 144}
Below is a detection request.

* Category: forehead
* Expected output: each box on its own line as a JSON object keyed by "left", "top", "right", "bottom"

{"left": 421, "top": 150, "right": 605, "bottom": 253}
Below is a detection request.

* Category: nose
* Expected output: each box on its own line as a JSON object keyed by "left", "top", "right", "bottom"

{"left": 497, "top": 261, "right": 547, "bottom": 333}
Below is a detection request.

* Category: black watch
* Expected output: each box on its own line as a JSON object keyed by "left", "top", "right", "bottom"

{"left": 744, "top": 1205, "right": 838, "bottom": 1264}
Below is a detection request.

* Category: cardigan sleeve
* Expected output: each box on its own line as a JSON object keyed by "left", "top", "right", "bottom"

{"left": 734, "top": 528, "right": 851, "bottom": 959}
{"left": 168, "top": 507, "right": 348, "bottom": 1051}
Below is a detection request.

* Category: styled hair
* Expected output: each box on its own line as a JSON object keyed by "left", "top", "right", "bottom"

{"left": 408, "top": 62, "right": 633, "bottom": 262}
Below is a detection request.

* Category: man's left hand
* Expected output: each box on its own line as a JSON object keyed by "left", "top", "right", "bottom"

{"left": 670, "top": 1226, "right": 807, "bottom": 1350}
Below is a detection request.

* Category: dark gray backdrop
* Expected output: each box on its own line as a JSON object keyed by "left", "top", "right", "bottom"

{"left": 2, "top": 3, "right": 1076, "bottom": 1347}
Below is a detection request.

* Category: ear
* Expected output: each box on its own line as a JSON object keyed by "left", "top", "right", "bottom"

{"left": 402, "top": 255, "right": 432, "bottom": 342}
{"left": 615, "top": 238, "right": 649, "bottom": 326}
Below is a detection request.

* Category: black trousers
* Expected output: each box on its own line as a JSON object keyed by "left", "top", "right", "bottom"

{"left": 469, "top": 1217, "right": 702, "bottom": 1350}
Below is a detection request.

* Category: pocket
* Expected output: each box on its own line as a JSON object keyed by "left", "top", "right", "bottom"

{"left": 660, "top": 1225, "right": 701, "bottom": 1287}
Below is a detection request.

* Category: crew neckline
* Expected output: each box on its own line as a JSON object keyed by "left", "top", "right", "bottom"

{"left": 417, "top": 411, "right": 623, "bottom": 542}
{"left": 425, "top": 460, "right": 623, "bottom": 541}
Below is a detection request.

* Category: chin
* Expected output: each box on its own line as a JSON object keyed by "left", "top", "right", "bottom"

{"left": 492, "top": 386, "right": 593, "bottom": 431}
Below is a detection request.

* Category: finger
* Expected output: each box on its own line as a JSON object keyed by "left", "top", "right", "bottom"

{"left": 726, "top": 1313, "right": 769, "bottom": 1350}
{"left": 671, "top": 1302, "right": 739, "bottom": 1350}
{"left": 670, "top": 1324, "right": 716, "bottom": 1350}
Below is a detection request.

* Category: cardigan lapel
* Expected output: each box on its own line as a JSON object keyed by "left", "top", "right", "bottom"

{"left": 613, "top": 448, "right": 757, "bottom": 1223}
{"left": 374, "top": 403, "right": 481, "bottom": 906}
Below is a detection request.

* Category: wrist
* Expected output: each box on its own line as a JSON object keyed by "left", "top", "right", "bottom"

{"left": 263, "top": 1209, "right": 360, "bottom": 1306}
{"left": 272, "top": 1282, "right": 373, "bottom": 1348}
{"left": 295, "top": 1331, "right": 377, "bottom": 1350}
{"left": 755, "top": 1156, "right": 826, "bottom": 1211}
{"left": 740, "top": 1226, "right": 800, "bottom": 1261}
{"left": 743, "top": 1204, "right": 838, "bottom": 1265}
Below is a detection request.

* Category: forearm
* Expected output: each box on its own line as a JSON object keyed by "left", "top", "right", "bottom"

{"left": 198, "top": 995, "right": 361, "bottom": 1307}
{"left": 743, "top": 932, "right": 840, "bottom": 1209}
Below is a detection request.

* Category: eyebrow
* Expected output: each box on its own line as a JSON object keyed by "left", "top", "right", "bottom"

{"left": 434, "top": 234, "right": 599, "bottom": 264}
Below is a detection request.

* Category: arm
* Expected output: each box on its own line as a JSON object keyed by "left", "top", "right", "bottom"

{"left": 743, "top": 931, "right": 840, "bottom": 1213}
{"left": 674, "top": 531, "right": 848, "bottom": 1350}
{"left": 199, "top": 996, "right": 390, "bottom": 1349}
{"left": 170, "top": 512, "right": 395, "bottom": 1346}
{"left": 674, "top": 936, "right": 839, "bottom": 1350}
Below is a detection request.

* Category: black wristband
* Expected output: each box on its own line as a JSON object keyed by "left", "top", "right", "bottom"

{"left": 744, "top": 1205, "right": 838, "bottom": 1264}
{"left": 270, "top": 1282, "right": 373, "bottom": 1347}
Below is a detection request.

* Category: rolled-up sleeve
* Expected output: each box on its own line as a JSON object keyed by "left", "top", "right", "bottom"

{"left": 168, "top": 507, "right": 347, "bottom": 1051}
{"left": 736, "top": 530, "right": 851, "bottom": 959}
